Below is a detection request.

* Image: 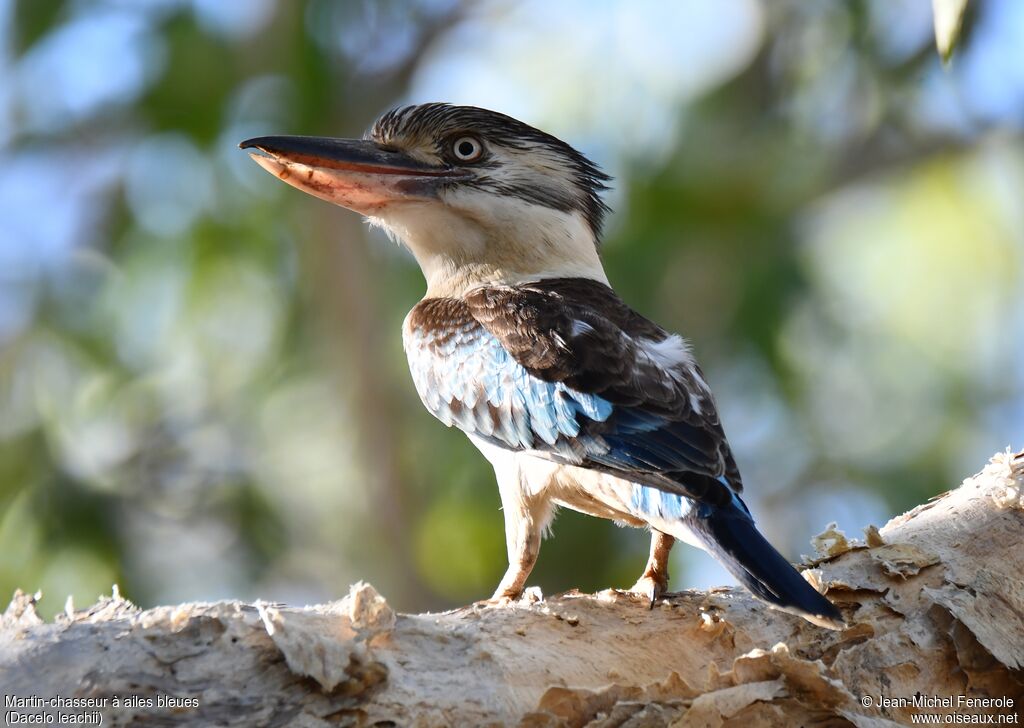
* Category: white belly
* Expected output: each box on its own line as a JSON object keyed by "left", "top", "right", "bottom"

{"left": 467, "top": 434, "right": 706, "bottom": 550}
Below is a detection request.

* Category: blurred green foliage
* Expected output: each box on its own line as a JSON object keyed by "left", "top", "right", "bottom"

{"left": 1, "top": 0, "right": 1021, "bottom": 618}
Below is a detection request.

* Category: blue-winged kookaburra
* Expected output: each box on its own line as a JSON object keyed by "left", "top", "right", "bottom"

{"left": 241, "top": 103, "right": 843, "bottom": 629}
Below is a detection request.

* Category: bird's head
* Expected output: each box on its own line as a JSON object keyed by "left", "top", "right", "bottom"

{"left": 241, "top": 103, "right": 611, "bottom": 295}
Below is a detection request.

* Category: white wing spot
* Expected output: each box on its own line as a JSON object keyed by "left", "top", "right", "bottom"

{"left": 641, "top": 334, "right": 693, "bottom": 372}
{"left": 640, "top": 334, "right": 709, "bottom": 414}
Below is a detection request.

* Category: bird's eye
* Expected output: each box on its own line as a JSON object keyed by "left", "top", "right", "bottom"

{"left": 452, "top": 136, "right": 483, "bottom": 162}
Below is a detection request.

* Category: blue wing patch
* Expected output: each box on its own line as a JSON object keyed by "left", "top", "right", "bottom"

{"left": 405, "top": 317, "right": 614, "bottom": 455}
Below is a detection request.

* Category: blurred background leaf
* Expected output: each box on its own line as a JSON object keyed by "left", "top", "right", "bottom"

{"left": 933, "top": 0, "right": 970, "bottom": 62}
{"left": 0, "top": 0, "right": 1021, "bottom": 618}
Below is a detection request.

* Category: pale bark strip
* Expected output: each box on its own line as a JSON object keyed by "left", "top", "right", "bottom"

{"left": 2, "top": 451, "right": 1022, "bottom": 727}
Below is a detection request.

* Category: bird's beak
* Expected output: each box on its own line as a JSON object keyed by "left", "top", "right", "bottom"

{"left": 239, "top": 135, "right": 460, "bottom": 215}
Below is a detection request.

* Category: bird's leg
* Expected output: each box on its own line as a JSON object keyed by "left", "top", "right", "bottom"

{"left": 489, "top": 516, "right": 542, "bottom": 603}
{"left": 482, "top": 472, "right": 550, "bottom": 606}
{"left": 630, "top": 530, "right": 675, "bottom": 608}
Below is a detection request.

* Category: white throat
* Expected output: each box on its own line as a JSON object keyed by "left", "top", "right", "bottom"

{"left": 369, "top": 196, "right": 609, "bottom": 298}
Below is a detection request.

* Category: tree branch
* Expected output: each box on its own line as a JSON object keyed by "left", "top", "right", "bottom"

{"left": 2, "top": 451, "right": 1022, "bottom": 726}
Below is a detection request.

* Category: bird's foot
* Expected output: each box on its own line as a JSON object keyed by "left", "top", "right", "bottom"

{"left": 475, "top": 585, "right": 543, "bottom": 609}
{"left": 628, "top": 573, "right": 669, "bottom": 610}
{"left": 475, "top": 595, "right": 516, "bottom": 609}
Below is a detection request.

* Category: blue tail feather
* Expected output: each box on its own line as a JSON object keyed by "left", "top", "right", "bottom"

{"left": 689, "top": 498, "right": 844, "bottom": 629}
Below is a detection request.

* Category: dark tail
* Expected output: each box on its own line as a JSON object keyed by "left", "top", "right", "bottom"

{"left": 689, "top": 500, "right": 845, "bottom": 629}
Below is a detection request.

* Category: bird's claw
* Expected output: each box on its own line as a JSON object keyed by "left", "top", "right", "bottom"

{"left": 629, "top": 574, "right": 668, "bottom": 610}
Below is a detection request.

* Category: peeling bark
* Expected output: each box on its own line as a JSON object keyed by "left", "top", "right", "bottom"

{"left": 2, "top": 451, "right": 1022, "bottom": 727}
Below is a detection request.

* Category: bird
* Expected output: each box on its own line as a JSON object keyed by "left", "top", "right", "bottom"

{"left": 240, "top": 103, "right": 844, "bottom": 629}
